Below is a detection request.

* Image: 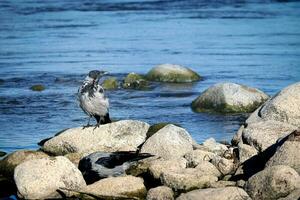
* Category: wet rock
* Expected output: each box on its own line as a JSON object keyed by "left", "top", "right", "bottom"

{"left": 245, "top": 165, "right": 300, "bottom": 200}
{"left": 14, "top": 156, "right": 86, "bottom": 199}
{"left": 122, "top": 72, "right": 149, "bottom": 89}
{"left": 238, "top": 143, "right": 258, "bottom": 163}
{"left": 141, "top": 124, "right": 194, "bottom": 159}
{"left": 195, "top": 161, "right": 222, "bottom": 178}
{"left": 211, "top": 155, "right": 235, "bottom": 176}
{"left": 102, "top": 77, "right": 118, "bottom": 89}
{"left": 81, "top": 176, "right": 146, "bottom": 199}
{"left": 177, "top": 187, "right": 251, "bottom": 200}
{"left": 42, "top": 120, "right": 149, "bottom": 155}
{"left": 149, "top": 158, "right": 187, "bottom": 179}
{"left": 0, "top": 150, "right": 49, "bottom": 178}
{"left": 161, "top": 168, "right": 217, "bottom": 192}
{"left": 203, "top": 138, "right": 228, "bottom": 155}
{"left": 146, "top": 64, "right": 201, "bottom": 83}
{"left": 231, "top": 125, "right": 244, "bottom": 146}
{"left": 30, "top": 84, "right": 45, "bottom": 91}
{"left": 0, "top": 151, "right": 6, "bottom": 157}
{"left": 266, "top": 130, "right": 300, "bottom": 174}
{"left": 146, "top": 186, "right": 174, "bottom": 200}
{"left": 184, "top": 149, "right": 216, "bottom": 167}
{"left": 192, "top": 82, "right": 269, "bottom": 113}
{"left": 259, "top": 82, "right": 300, "bottom": 127}
{"left": 242, "top": 120, "right": 297, "bottom": 152}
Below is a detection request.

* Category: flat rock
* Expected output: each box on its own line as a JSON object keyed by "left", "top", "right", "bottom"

{"left": 141, "top": 124, "right": 194, "bottom": 159}
{"left": 0, "top": 150, "right": 49, "bottom": 177}
{"left": 146, "top": 186, "right": 174, "bottom": 200}
{"left": 242, "top": 120, "right": 297, "bottom": 152}
{"left": 245, "top": 165, "right": 300, "bottom": 200}
{"left": 192, "top": 82, "right": 269, "bottom": 113}
{"left": 146, "top": 64, "right": 201, "bottom": 83}
{"left": 14, "top": 156, "right": 86, "bottom": 199}
{"left": 177, "top": 187, "right": 251, "bottom": 200}
{"left": 42, "top": 120, "right": 149, "bottom": 155}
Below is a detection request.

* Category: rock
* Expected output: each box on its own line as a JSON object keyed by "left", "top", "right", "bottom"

{"left": 259, "top": 82, "right": 300, "bottom": 127}
{"left": 210, "top": 180, "right": 236, "bottom": 188}
{"left": 266, "top": 130, "right": 300, "bottom": 174}
{"left": 177, "top": 187, "right": 251, "bottom": 200}
{"left": 30, "top": 84, "right": 45, "bottom": 91}
{"left": 0, "top": 151, "right": 6, "bottom": 157}
{"left": 82, "top": 176, "right": 146, "bottom": 199}
{"left": 78, "top": 151, "right": 153, "bottom": 184}
{"left": 278, "top": 189, "right": 300, "bottom": 200}
{"left": 238, "top": 143, "right": 258, "bottom": 163}
{"left": 102, "top": 77, "right": 118, "bottom": 90}
{"left": 161, "top": 168, "right": 217, "bottom": 192}
{"left": 141, "top": 124, "right": 194, "bottom": 159}
{"left": 191, "top": 82, "right": 269, "bottom": 113}
{"left": 203, "top": 138, "right": 228, "bottom": 155}
{"left": 146, "top": 186, "right": 174, "bottom": 200}
{"left": 147, "top": 123, "right": 180, "bottom": 139}
{"left": 195, "top": 161, "right": 222, "bottom": 178}
{"left": 64, "top": 152, "right": 90, "bottom": 167}
{"left": 146, "top": 64, "right": 201, "bottom": 83}
{"left": 14, "top": 156, "right": 86, "bottom": 199}
{"left": 42, "top": 120, "right": 149, "bottom": 155}
{"left": 244, "top": 165, "right": 300, "bottom": 200}
{"left": 242, "top": 120, "right": 297, "bottom": 152}
{"left": 149, "top": 158, "right": 187, "bottom": 179}
{"left": 231, "top": 125, "right": 244, "bottom": 146}
{"left": 211, "top": 155, "right": 235, "bottom": 175}
{"left": 237, "top": 180, "right": 246, "bottom": 188}
{"left": 122, "top": 72, "right": 149, "bottom": 89}
{"left": 184, "top": 149, "right": 216, "bottom": 167}
{"left": 0, "top": 150, "right": 49, "bottom": 177}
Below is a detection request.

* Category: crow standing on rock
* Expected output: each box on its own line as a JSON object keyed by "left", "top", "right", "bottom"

{"left": 78, "top": 70, "right": 111, "bottom": 128}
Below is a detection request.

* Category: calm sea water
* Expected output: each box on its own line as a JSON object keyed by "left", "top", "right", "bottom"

{"left": 0, "top": 0, "right": 300, "bottom": 153}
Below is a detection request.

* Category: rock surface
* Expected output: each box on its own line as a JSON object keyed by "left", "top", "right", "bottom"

{"left": 42, "top": 120, "right": 149, "bottom": 155}
{"left": 203, "top": 138, "right": 228, "bottom": 155}
{"left": 211, "top": 155, "right": 235, "bottom": 175}
{"left": 149, "top": 158, "right": 187, "bottom": 179}
{"left": 102, "top": 77, "right": 118, "bottom": 89}
{"left": 122, "top": 72, "right": 148, "bottom": 89}
{"left": 192, "top": 82, "right": 269, "bottom": 113}
{"left": 14, "top": 156, "right": 86, "bottom": 199}
{"left": 195, "top": 161, "right": 222, "bottom": 178}
{"left": 141, "top": 124, "right": 194, "bottom": 159}
{"left": 146, "top": 186, "right": 174, "bottom": 200}
{"left": 244, "top": 165, "right": 300, "bottom": 200}
{"left": 146, "top": 64, "right": 200, "bottom": 83}
{"left": 177, "top": 187, "right": 251, "bottom": 200}
{"left": 184, "top": 149, "right": 216, "bottom": 167}
{"left": 0, "top": 150, "right": 49, "bottom": 177}
{"left": 238, "top": 143, "right": 258, "bottom": 163}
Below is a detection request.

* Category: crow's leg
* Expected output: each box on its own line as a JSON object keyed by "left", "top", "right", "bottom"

{"left": 82, "top": 116, "right": 92, "bottom": 129}
{"left": 93, "top": 115, "right": 101, "bottom": 130}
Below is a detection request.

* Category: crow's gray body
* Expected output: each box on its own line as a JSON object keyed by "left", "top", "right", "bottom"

{"left": 78, "top": 70, "right": 111, "bottom": 126}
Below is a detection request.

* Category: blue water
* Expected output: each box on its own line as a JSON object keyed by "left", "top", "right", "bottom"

{"left": 0, "top": 0, "right": 300, "bottom": 153}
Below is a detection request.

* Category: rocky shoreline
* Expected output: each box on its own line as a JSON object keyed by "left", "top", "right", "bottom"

{"left": 0, "top": 76, "right": 299, "bottom": 199}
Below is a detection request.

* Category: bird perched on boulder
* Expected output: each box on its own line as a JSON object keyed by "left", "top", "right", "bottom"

{"left": 78, "top": 151, "right": 153, "bottom": 184}
{"left": 78, "top": 70, "right": 111, "bottom": 128}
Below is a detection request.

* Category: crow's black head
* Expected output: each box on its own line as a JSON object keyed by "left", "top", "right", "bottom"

{"left": 88, "top": 70, "right": 107, "bottom": 80}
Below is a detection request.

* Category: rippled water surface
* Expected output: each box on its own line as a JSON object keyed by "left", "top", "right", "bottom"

{"left": 0, "top": 0, "right": 300, "bottom": 153}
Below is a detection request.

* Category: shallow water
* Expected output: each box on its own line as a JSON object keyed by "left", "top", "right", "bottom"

{"left": 0, "top": 0, "right": 300, "bottom": 153}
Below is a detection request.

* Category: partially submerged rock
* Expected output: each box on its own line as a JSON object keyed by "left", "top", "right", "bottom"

{"left": 0, "top": 151, "right": 6, "bottom": 157}
{"left": 42, "top": 120, "right": 149, "bottom": 155}
{"left": 0, "top": 150, "right": 49, "bottom": 177}
{"left": 122, "top": 72, "right": 149, "bottom": 89}
{"left": 177, "top": 187, "right": 251, "bottom": 200}
{"left": 192, "top": 82, "right": 269, "bottom": 113}
{"left": 244, "top": 165, "right": 300, "bottom": 200}
{"left": 141, "top": 124, "right": 194, "bottom": 159}
{"left": 146, "top": 64, "right": 201, "bottom": 83}
{"left": 146, "top": 186, "right": 174, "bottom": 200}
{"left": 14, "top": 156, "right": 86, "bottom": 199}
{"left": 102, "top": 77, "right": 118, "bottom": 90}
{"left": 30, "top": 84, "right": 45, "bottom": 91}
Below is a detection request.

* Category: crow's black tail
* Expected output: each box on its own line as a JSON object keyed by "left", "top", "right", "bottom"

{"left": 102, "top": 113, "right": 111, "bottom": 124}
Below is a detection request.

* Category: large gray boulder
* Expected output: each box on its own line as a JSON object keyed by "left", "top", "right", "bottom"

{"left": 266, "top": 130, "right": 300, "bottom": 174}
{"left": 202, "top": 138, "right": 228, "bottom": 155}
{"left": 14, "top": 156, "right": 86, "bottom": 199}
{"left": 42, "top": 120, "right": 149, "bottom": 155}
{"left": 192, "top": 82, "right": 269, "bottom": 113}
{"left": 177, "top": 187, "right": 251, "bottom": 200}
{"left": 242, "top": 120, "right": 297, "bottom": 152}
{"left": 244, "top": 165, "right": 300, "bottom": 200}
{"left": 149, "top": 158, "right": 187, "bottom": 179}
{"left": 141, "top": 124, "right": 194, "bottom": 159}
{"left": 146, "top": 64, "right": 201, "bottom": 83}
{"left": 259, "top": 82, "right": 300, "bottom": 127}
{"left": 184, "top": 149, "right": 216, "bottom": 167}
{"left": 0, "top": 150, "right": 49, "bottom": 177}
{"left": 238, "top": 143, "right": 258, "bottom": 163}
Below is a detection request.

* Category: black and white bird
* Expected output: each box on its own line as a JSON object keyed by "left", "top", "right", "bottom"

{"left": 78, "top": 70, "right": 111, "bottom": 127}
